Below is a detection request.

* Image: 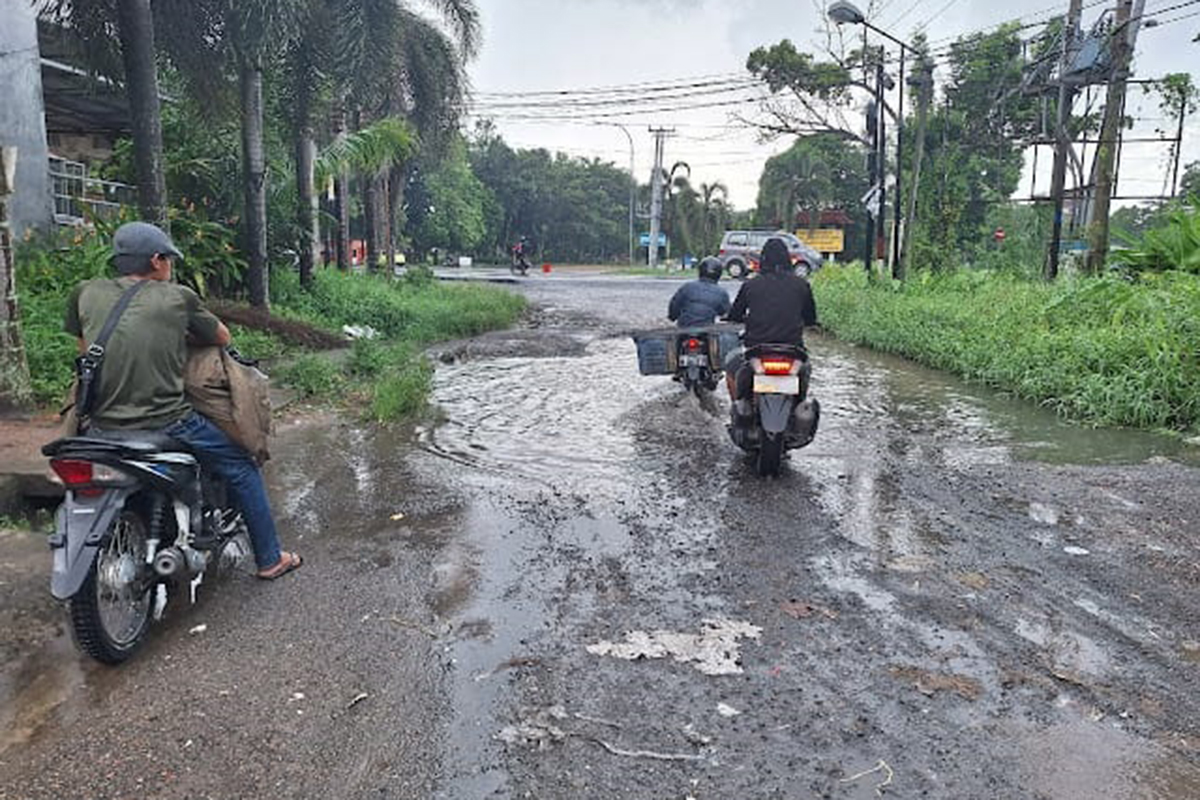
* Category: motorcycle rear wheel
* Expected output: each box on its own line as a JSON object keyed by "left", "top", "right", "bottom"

{"left": 757, "top": 433, "right": 784, "bottom": 477}
{"left": 69, "top": 510, "right": 154, "bottom": 664}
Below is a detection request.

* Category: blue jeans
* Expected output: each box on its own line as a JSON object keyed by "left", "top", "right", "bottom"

{"left": 163, "top": 412, "right": 282, "bottom": 570}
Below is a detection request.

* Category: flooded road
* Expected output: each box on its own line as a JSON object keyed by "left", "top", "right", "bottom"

{"left": 2, "top": 274, "right": 1199, "bottom": 798}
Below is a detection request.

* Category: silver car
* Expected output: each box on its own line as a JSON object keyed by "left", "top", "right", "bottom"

{"left": 717, "top": 230, "right": 824, "bottom": 279}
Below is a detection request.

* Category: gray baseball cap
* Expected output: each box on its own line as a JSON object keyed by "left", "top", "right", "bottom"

{"left": 112, "top": 222, "right": 183, "bottom": 260}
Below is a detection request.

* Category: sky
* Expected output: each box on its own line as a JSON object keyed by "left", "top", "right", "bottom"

{"left": 462, "top": 0, "right": 1200, "bottom": 213}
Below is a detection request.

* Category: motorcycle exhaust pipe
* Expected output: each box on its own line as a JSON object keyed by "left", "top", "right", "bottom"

{"left": 153, "top": 547, "right": 185, "bottom": 577}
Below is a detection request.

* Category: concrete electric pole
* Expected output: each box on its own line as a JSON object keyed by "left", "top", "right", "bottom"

{"left": 647, "top": 127, "right": 673, "bottom": 268}
{"left": 1086, "top": 0, "right": 1142, "bottom": 274}
{"left": 1044, "top": 0, "right": 1084, "bottom": 280}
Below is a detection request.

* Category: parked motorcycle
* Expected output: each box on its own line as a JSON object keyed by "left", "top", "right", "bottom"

{"left": 727, "top": 343, "right": 820, "bottom": 476}
{"left": 42, "top": 432, "right": 249, "bottom": 664}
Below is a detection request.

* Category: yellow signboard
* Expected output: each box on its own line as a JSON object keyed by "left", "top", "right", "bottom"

{"left": 795, "top": 228, "right": 845, "bottom": 253}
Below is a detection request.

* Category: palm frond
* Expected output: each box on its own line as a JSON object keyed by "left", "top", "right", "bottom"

{"left": 315, "top": 116, "right": 417, "bottom": 185}
{"left": 416, "top": 0, "right": 481, "bottom": 59}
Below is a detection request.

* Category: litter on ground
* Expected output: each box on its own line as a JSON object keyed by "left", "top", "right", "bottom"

{"left": 585, "top": 617, "right": 763, "bottom": 676}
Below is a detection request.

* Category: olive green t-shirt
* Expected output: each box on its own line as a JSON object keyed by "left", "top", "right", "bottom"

{"left": 64, "top": 277, "right": 222, "bottom": 430}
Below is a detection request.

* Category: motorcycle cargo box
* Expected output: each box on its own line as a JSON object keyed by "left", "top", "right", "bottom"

{"left": 710, "top": 325, "right": 742, "bottom": 366}
{"left": 632, "top": 329, "right": 677, "bottom": 375}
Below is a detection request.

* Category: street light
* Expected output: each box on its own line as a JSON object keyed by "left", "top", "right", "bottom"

{"left": 828, "top": 0, "right": 913, "bottom": 279}
{"left": 601, "top": 122, "right": 636, "bottom": 267}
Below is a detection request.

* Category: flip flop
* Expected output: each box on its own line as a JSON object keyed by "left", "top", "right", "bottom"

{"left": 257, "top": 551, "right": 303, "bottom": 580}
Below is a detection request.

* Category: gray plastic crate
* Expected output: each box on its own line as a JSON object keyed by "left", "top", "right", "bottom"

{"left": 633, "top": 332, "right": 675, "bottom": 375}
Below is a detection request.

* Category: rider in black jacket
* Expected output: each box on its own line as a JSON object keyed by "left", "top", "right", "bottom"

{"left": 725, "top": 237, "right": 818, "bottom": 400}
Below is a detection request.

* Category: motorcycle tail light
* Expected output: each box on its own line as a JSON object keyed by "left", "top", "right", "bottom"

{"left": 686, "top": 338, "right": 702, "bottom": 351}
{"left": 50, "top": 459, "right": 128, "bottom": 497}
{"left": 51, "top": 459, "right": 93, "bottom": 486}
{"left": 760, "top": 358, "right": 798, "bottom": 375}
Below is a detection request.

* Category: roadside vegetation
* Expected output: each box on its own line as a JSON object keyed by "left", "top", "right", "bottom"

{"left": 814, "top": 255, "right": 1200, "bottom": 431}
{"left": 15, "top": 229, "right": 524, "bottom": 423}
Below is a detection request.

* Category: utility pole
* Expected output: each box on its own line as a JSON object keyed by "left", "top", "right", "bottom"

{"left": 1045, "top": 0, "right": 1084, "bottom": 281}
{"left": 891, "top": 44, "right": 906, "bottom": 280}
{"left": 862, "top": 55, "right": 883, "bottom": 275}
{"left": 876, "top": 54, "right": 887, "bottom": 276}
{"left": 901, "top": 60, "right": 934, "bottom": 274}
{"left": 0, "top": 146, "right": 32, "bottom": 413}
{"left": 647, "top": 127, "right": 673, "bottom": 268}
{"left": 1086, "top": 0, "right": 1141, "bottom": 274}
{"left": 1170, "top": 91, "right": 1188, "bottom": 196}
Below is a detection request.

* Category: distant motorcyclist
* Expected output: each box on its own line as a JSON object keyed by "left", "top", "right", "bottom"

{"left": 668, "top": 256, "right": 731, "bottom": 327}
{"left": 724, "top": 237, "right": 817, "bottom": 401}
{"left": 511, "top": 235, "right": 532, "bottom": 275}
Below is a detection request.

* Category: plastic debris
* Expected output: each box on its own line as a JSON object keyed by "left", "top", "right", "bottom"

{"left": 347, "top": 692, "right": 369, "bottom": 710}
{"left": 342, "top": 324, "right": 380, "bottom": 340}
{"left": 586, "top": 617, "right": 763, "bottom": 676}
{"left": 390, "top": 512, "right": 405, "bottom": 521}
{"left": 716, "top": 703, "right": 740, "bottom": 717}
{"left": 840, "top": 759, "right": 894, "bottom": 796}
{"left": 188, "top": 624, "right": 207, "bottom": 635}
{"left": 1063, "top": 546, "right": 1091, "bottom": 556}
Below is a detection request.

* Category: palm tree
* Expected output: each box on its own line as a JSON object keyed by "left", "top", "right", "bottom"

{"left": 156, "top": 0, "right": 304, "bottom": 308}
{"left": 286, "top": 0, "right": 477, "bottom": 275}
{"left": 40, "top": 0, "right": 168, "bottom": 223}
{"left": 698, "top": 181, "right": 728, "bottom": 254}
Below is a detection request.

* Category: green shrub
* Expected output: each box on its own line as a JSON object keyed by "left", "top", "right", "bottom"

{"left": 346, "top": 338, "right": 389, "bottom": 377}
{"left": 271, "top": 267, "right": 525, "bottom": 342}
{"left": 276, "top": 354, "right": 343, "bottom": 398}
{"left": 1116, "top": 200, "right": 1200, "bottom": 273}
{"left": 813, "top": 265, "right": 1200, "bottom": 430}
{"left": 369, "top": 357, "right": 433, "bottom": 422}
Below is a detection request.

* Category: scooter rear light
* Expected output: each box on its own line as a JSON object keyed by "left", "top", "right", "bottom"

{"left": 686, "top": 338, "right": 702, "bottom": 351}
{"left": 760, "top": 358, "right": 798, "bottom": 375}
{"left": 51, "top": 459, "right": 93, "bottom": 486}
{"left": 50, "top": 459, "right": 129, "bottom": 496}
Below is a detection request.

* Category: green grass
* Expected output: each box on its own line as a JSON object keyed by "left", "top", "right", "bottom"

{"left": 15, "top": 253, "right": 525, "bottom": 423}
{"left": 812, "top": 265, "right": 1200, "bottom": 431}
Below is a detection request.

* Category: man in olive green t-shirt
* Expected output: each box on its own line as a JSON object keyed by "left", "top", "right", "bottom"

{"left": 64, "top": 222, "right": 301, "bottom": 580}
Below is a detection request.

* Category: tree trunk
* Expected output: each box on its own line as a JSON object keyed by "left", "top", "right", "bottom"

{"left": 114, "top": 0, "right": 167, "bottom": 225}
{"left": 332, "top": 101, "right": 350, "bottom": 271}
{"left": 1085, "top": 0, "right": 1136, "bottom": 275}
{"left": 362, "top": 176, "right": 376, "bottom": 272}
{"left": 0, "top": 147, "right": 32, "bottom": 413}
{"left": 240, "top": 59, "right": 269, "bottom": 308}
{"left": 295, "top": 131, "right": 318, "bottom": 287}
{"left": 383, "top": 172, "right": 395, "bottom": 274}
{"left": 293, "top": 71, "right": 318, "bottom": 289}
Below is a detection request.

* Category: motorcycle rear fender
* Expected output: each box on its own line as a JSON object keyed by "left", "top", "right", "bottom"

{"left": 758, "top": 394, "right": 795, "bottom": 434}
{"left": 49, "top": 487, "right": 136, "bottom": 600}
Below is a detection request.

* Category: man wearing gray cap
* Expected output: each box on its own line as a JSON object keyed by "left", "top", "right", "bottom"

{"left": 64, "top": 222, "right": 302, "bottom": 580}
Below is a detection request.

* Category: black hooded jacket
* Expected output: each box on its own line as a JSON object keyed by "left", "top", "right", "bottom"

{"left": 727, "top": 272, "right": 818, "bottom": 346}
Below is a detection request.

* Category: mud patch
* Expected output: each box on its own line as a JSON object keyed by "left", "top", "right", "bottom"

{"left": 585, "top": 617, "right": 762, "bottom": 676}
{"left": 888, "top": 665, "right": 983, "bottom": 700}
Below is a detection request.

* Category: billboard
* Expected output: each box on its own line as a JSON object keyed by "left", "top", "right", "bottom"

{"left": 796, "top": 229, "right": 845, "bottom": 253}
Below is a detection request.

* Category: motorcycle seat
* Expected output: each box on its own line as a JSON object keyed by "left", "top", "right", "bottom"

{"left": 88, "top": 429, "right": 187, "bottom": 453}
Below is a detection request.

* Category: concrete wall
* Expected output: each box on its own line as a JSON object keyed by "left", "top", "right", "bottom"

{"left": 0, "top": 0, "right": 53, "bottom": 237}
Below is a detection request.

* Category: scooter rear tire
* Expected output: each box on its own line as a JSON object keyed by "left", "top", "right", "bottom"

{"left": 757, "top": 433, "right": 784, "bottom": 477}
{"left": 69, "top": 510, "right": 154, "bottom": 664}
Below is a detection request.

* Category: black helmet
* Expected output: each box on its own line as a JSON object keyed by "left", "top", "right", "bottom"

{"left": 697, "top": 256, "right": 723, "bottom": 282}
{"left": 760, "top": 237, "right": 791, "bottom": 275}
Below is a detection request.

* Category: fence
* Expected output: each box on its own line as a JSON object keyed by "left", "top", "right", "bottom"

{"left": 48, "top": 156, "right": 136, "bottom": 225}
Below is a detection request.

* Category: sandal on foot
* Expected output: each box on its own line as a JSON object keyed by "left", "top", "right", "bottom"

{"left": 257, "top": 552, "right": 303, "bottom": 580}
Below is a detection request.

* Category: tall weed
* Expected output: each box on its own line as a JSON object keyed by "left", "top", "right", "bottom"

{"left": 813, "top": 266, "right": 1200, "bottom": 430}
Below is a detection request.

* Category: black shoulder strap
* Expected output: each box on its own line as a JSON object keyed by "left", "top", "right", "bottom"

{"left": 85, "top": 280, "right": 150, "bottom": 359}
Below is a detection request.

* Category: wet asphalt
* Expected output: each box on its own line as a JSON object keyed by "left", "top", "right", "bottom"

{"left": 2, "top": 273, "right": 1200, "bottom": 799}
